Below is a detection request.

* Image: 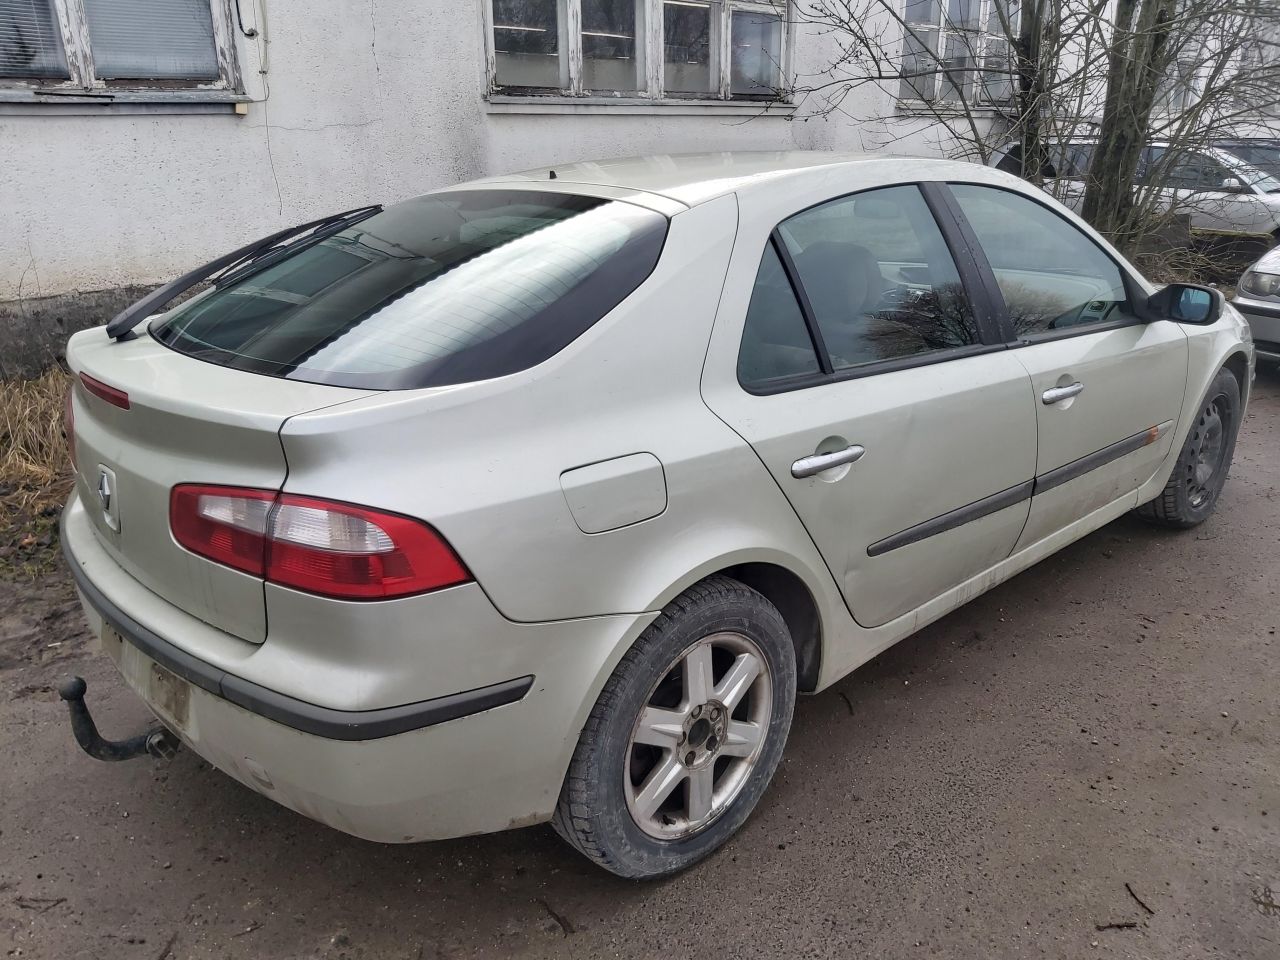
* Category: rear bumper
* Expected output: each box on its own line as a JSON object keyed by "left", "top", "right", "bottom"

{"left": 62, "top": 491, "right": 654, "bottom": 841}
{"left": 66, "top": 549, "right": 533, "bottom": 741}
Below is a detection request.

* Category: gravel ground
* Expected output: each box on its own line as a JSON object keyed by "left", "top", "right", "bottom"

{"left": 2, "top": 373, "right": 1278, "bottom": 960}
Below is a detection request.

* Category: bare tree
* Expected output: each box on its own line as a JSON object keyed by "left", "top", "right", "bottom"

{"left": 795, "top": 0, "right": 1280, "bottom": 254}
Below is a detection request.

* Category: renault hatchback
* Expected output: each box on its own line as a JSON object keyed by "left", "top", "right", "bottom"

{"left": 61, "top": 152, "right": 1253, "bottom": 878}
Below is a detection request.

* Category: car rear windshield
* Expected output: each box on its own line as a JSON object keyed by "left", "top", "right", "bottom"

{"left": 151, "top": 190, "right": 668, "bottom": 389}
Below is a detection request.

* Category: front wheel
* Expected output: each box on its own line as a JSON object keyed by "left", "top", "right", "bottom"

{"left": 1138, "top": 367, "right": 1241, "bottom": 528}
{"left": 553, "top": 576, "right": 796, "bottom": 879}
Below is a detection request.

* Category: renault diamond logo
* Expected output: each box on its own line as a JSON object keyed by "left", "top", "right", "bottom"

{"left": 96, "top": 465, "right": 120, "bottom": 531}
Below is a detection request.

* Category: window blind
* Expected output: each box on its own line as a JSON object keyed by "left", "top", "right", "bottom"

{"left": 0, "top": 0, "right": 69, "bottom": 78}
{"left": 83, "top": 0, "right": 218, "bottom": 80}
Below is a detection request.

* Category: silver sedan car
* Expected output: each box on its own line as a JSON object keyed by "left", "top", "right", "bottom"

{"left": 1234, "top": 245, "right": 1280, "bottom": 368}
{"left": 61, "top": 152, "right": 1253, "bottom": 878}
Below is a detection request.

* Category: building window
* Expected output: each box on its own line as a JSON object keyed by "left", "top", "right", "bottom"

{"left": 898, "top": 0, "right": 1016, "bottom": 107}
{"left": 0, "top": 0, "right": 239, "bottom": 93}
{"left": 1154, "top": 59, "right": 1197, "bottom": 117}
{"left": 488, "top": 0, "right": 789, "bottom": 101}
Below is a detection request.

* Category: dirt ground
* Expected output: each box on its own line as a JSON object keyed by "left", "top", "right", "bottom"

{"left": 2, "top": 374, "right": 1278, "bottom": 960}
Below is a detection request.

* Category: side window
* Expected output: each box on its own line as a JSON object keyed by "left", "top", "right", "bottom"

{"left": 776, "top": 184, "right": 980, "bottom": 372}
{"left": 737, "top": 243, "right": 821, "bottom": 388}
{"left": 949, "top": 184, "right": 1131, "bottom": 338}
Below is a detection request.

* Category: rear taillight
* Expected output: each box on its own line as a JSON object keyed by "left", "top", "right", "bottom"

{"left": 63, "top": 384, "right": 77, "bottom": 469}
{"left": 169, "top": 485, "right": 471, "bottom": 600}
{"left": 79, "top": 372, "right": 130, "bottom": 409}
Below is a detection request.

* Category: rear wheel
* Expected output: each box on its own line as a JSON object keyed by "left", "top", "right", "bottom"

{"left": 553, "top": 576, "right": 796, "bottom": 879}
{"left": 1138, "top": 367, "right": 1241, "bottom": 528}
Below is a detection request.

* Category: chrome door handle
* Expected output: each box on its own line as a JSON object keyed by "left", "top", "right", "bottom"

{"left": 1042, "top": 382, "right": 1084, "bottom": 405}
{"left": 792, "top": 444, "right": 865, "bottom": 478}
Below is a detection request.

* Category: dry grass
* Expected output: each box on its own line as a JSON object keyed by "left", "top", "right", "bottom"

{"left": 2, "top": 367, "right": 74, "bottom": 508}
{"left": 2, "top": 369, "right": 74, "bottom": 578}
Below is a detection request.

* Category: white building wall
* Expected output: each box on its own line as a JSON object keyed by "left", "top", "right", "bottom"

{"left": 0, "top": 1, "right": 968, "bottom": 302}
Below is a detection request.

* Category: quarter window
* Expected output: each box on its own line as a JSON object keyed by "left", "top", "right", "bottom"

{"left": 489, "top": 0, "right": 788, "bottom": 101}
{"left": 777, "top": 184, "right": 981, "bottom": 372}
{"left": 737, "top": 242, "right": 820, "bottom": 387}
{"left": 949, "top": 184, "right": 1131, "bottom": 338}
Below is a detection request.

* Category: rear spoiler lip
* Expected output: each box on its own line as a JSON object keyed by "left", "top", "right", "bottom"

{"left": 104, "top": 204, "right": 383, "bottom": 341}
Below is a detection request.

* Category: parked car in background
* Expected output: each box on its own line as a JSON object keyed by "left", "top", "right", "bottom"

{"left": 1214, "top": 138, "right": 1280, "bottom": 180}
{"left": 60, "top": 153, "right": 1253, "bottom": 879}
{"left": 992, "top": 140, "right": 1280, "bottom": 236}
{"left": 1235, "top": 245, "right": 1280, "bottom": 367}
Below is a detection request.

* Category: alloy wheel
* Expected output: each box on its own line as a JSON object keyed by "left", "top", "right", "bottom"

{"left": 623, "top": 632, "right": 773, "bottom": 840}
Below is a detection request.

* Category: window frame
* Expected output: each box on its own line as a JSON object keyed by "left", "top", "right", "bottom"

{"left": 736, "top": 180, "right": 1009, "bottom": 397}
{"left": 0, "top": 0, "right": 242, "bottom": 102}
{"left": 483, "top": 0, "right": 792, "bottom": 104}
{"left": 897, "top": 0, "right": 1017, "bottom": 110}
{"left": 937, "top": 180, "right": 1151, "bottom": 347}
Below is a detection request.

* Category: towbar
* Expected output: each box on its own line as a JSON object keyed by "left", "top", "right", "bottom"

{"left": 58, "top": 677, "right": 181, "bottom": 762}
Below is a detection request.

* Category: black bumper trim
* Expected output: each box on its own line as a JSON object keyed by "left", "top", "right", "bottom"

{"left": 62, "top": 536, "right": 533, "bottom": 741}
{"left": 1235, "top": 298, "right": 1280, "bottom": 321}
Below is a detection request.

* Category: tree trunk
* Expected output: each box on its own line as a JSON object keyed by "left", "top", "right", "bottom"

{"left": 1082, "top": 0, "right": 1176, "bottom": 253}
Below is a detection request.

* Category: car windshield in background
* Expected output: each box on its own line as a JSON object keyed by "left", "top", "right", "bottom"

{"left": 152, "top": 191, "right": 668, "bottom": 389}
{"left": 1217, "top": 141, "right": 1280, "bottom": 184}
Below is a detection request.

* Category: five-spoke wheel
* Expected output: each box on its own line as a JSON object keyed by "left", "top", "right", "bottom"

{"left": 624, "top": 632, "right": 772, "bottom": 839}
{"left": 553, "top": 576, "right": 796, "bottom": 879}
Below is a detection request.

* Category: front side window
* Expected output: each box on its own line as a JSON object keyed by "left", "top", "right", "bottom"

{"left": 0, "top": 0, "right": 237, "bottom": 91}
{"left": 490, "top": 0, "right": 788, "bottom": 101}
{"left": 949, "top": 183, "right": 1130, "bottom": 338}
{"left": 777, "top": 184, "right": 980, "bottom": 372}
{"left": 899, "top": 0, "right": 1016, "bottom": 106}
{"left": 153, "top": 191, "right": 669, "bottom": 390}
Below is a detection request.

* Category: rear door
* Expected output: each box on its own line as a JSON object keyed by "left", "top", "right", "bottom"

{"left": 703, "top": 182, "right": 1038, "bottom": 629}
{"left": 943, "top": 183, "right": 1188, "bottom": 549}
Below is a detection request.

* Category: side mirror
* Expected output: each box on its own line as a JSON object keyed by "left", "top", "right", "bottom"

{"left": 1143, "top": 283, "right": 1223, "bottom": 325}
{"left": 1220, "top": 176, "right": 1248, "bottom": 193}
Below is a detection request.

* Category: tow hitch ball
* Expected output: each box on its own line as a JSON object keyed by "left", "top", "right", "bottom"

{"left": 58, "top": 677, "right": 181, "bottom": 762}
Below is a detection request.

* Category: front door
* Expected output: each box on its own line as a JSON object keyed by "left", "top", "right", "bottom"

{"left": 946, "top": 183, "right": 1189, "bottom": 549}
{"left": 703, "top": 183, "right": 1038, "bottom": 629}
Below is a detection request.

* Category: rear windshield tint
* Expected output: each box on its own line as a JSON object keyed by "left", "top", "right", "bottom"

{"left": 151, "top": 190, "right": 668, "bottom": 389}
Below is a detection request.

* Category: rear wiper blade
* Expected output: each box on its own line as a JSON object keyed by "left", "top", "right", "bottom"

{"left": 105, "top": 204, "right": 382, "bottom": 341}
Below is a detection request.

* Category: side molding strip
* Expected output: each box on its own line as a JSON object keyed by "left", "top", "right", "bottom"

{"left": 1032, "top": 420, "right": 1173, "bottom": 496}
{"left": 866, "top": 421, "right": 1173, "bottom": 558}
{"left": 867, "top": 480, "right": 1034, "bottom": 557}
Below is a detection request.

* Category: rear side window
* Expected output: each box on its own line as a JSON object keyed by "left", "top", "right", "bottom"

{"left": 776, "top": 184, "right": 980, "bottom": 371}
{"left": 949, "top": 184, "right": 1130, "bottom": 337}
{"left": 152, "top": 191, "right": 668, "bottom": 389}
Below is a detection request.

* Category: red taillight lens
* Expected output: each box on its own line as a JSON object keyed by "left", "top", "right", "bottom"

{"left": 170, "top": 485, "right": 275, "bottom": 576}
{"left": 79, "top": 372, "right": 130, "bottom": 409}
{"left": 169, "top": 485, "right": 471, "bottom": 600}
{"left": 63, "top": 384, "right": 77, "bottom": 469}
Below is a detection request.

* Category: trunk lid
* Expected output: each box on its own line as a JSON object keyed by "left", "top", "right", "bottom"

{"left": 66, "top": 327, "right": 374, "bottom": 642}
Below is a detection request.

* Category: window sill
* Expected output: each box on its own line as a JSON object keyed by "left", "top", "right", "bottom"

{"left": 486, "top": 95, "right": 796, "bottom": 117}
{"left": 0, "top": 87, "right": 250, "bottom": 116}
{"left": 894, "top": 100, "right": 1011, "bottom": 119}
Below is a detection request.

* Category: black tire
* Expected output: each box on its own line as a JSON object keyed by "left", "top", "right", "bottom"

{"left": 552, "top": 575, "right": 796, "bottom": 879}
{"left": 1138, "top": 367, "right": 1241, "bottom": 528}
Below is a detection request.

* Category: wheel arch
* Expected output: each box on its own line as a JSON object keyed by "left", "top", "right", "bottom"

{"left": 716, "top": 562, "right": 823, "bottom": 693}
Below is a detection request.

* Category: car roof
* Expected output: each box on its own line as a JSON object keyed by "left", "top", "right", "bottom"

{"left": 469, "top": 151, "right": 975, "bottom": 207}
